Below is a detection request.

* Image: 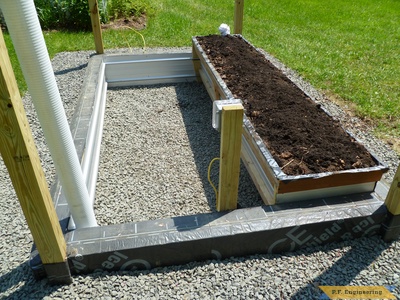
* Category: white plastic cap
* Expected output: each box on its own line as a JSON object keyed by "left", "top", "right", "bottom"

{"left": 218, "top": 23, "right": 230, "bottom": 36}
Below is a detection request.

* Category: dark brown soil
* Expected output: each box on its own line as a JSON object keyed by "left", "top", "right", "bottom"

{"left": 197, "top": 35, "right": 377, "bottom": 176}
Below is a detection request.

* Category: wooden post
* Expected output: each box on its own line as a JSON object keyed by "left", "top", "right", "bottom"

{"left": 217, "top": 104, "right": 243, "bottom": 211}
{"left": 88, "top": 0, "right": 104, "bottom": 54}
{"left": 381, "top": 164, "right": 400, "bottom": 241}
{"left": 192, "top": 44, "right": 202, "bottom": 82}
{"left": 234, "top": 0, "right": 244, "bottom": 34}
{"left": 0, "top": 30, "right": 70, "bottom": 283}
{"left": 385, "top": 164, "right": 400, "bottom": 215}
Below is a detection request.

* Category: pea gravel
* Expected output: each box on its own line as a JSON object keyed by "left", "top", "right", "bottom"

{"left": 0, "top": 47, "right": 399, "bottom": 299}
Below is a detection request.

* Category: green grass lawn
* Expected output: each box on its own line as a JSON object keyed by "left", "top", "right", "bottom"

{"left": 4, "top": 0, "right": 399, "bottom": 150}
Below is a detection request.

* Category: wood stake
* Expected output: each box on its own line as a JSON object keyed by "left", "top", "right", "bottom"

{"left": 0, "top": 30, "right": 66, "bottom": 265}
{"left": 217, "top": 104, "right": 243, "bottom": 211}
{"left": 192, "top": 44, "right": 202, "bottom": 82}
{"left": 88, "top": 0, "right": 104, "bottom": 54}
{"left": 234, "top": 0, "right": 244, "bottom": 34}
{"left": 385, "top": 164, "right": 400, "bottom": 215}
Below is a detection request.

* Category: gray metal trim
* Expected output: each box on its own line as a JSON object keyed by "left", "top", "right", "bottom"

{"left": 104, "top": 53, "right": 197, "bottom": 86}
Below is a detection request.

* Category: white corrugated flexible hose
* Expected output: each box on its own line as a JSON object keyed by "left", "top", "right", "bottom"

{"left": 0, "top": 0, "right": 97, "bottom": 228}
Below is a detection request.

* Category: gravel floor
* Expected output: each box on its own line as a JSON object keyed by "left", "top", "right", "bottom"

{"left": 0, "top": 47, "right": 399, "bottom": 299}
{"left": 95, "top": 83, "right": 261, "bottom": 225}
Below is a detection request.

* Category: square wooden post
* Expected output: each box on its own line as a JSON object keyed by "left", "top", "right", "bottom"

{"left": 192, "top": 44, "right": 202, "bottom": 82}
{"left": 217, "top": 104, "right": 243, "bottom": 211}
{"left": 88, "top": 0, "right": 104, "bottom": 54}
{"left": 0, "top": 30, "right": 71, "bottom": 283}
{"left": 234, "top": 0, "right": 244, "bottom": 34}
{"left": 381, "top": 164, "right": 400, "bottom": 241}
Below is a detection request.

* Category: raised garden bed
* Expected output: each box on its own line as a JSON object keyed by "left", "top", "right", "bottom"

{"left": 192, "top": 34, "right": 388, "bottom": 204}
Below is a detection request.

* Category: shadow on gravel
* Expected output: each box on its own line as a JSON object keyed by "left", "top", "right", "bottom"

{"left": 53, "top": 62, "right": 88, "bottom": 76}
{"left": 174, "top": 82, "right": 262, "bottom": 211}
{"left": 0, "top": 261, "right": 59, "bottom": 299}
{"left": 289, "top": 236, "right": 397, "bottom": 299}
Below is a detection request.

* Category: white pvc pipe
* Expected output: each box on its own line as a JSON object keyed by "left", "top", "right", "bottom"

{"left": 0, "top": 0, "right": 97, "bottom": 228}
{"left": 81, "top": 63, "right": 107, "bottom": 205}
